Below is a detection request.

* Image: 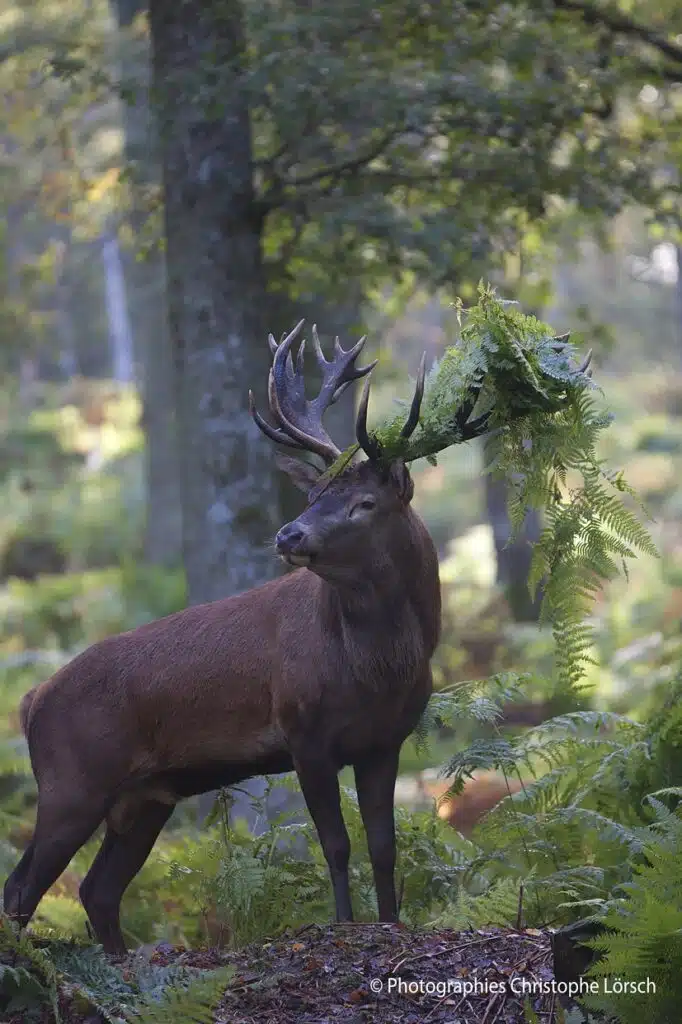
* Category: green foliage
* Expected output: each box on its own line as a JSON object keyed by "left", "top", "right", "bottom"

{"left": 163, "top": 782, "right": 463, "bottom": 947}
{"left": 1, "top": 565, "right": 185, "bottom": 653}
{"left": 373, "top": 288, "right": 656, "bottom": 690}
{"left": 375, "top": 288, "right": 591, "bottom": 460}
{"left": 0, "top": 923, "right": 236, "bottom": 1024}
{"left": 0, "top": 960, "right": 51, "bottom": 1019}
{"left": 431, "top": 874, "right": 526, "bottom": 930}
{"left": 133, "top": 966, "right": 235, "bottom": 1024}
{"left": 48, "top": 941, "right": 136, "bottom": 1022}
{"left": 240, "top": 0, "right": 680, "bottom": 310}
{"left": 581, "top": 801, "right": 682, "bottom": 1024}
{"left": 0, "top": 917, "right": 60, "bottom": 1021}
{"left": 412, "top": 672, "right": 662, "bottom": 927}
{"left": 415, "top": 671, "right": 533, "bottom": 762}
{"left": 166, "top": 790, "right": 330, "bottom": 948}
{"left": 625, "top": 669, "right": 682, "bottom": 815}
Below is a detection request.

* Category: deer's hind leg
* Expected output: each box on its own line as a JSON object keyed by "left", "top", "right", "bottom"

{"left": 4, "top": 789, "right": 110, "bottom": 930}
{"left": 79, "top": 798, "right": 174, "bottom": 955}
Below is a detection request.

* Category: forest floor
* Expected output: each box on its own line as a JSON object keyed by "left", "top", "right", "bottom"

{"left": 5, "top": 922, "right": 569, "bottom": 1023}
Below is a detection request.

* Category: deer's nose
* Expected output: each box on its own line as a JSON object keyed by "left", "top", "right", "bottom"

{"left": 275, "top": 522, "right": 306, "bottom": 553}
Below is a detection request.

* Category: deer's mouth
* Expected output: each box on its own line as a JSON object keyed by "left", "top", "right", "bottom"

{"left": 281, "top": 552, "right": 314, "bottom": 568}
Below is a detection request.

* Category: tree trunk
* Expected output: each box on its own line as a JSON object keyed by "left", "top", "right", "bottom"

{"left": 150, "top": 0, "right": 291, "bottom": 833}
{"left": 150, "top": 0, "right": 278, "bottom": 598}
{"left": 110, "top": 0, "right": 183, "bottom": 566}
{"left": 100, "top": 229, "right": 135, "bottom": 383}
{"left": 483, "top": 439, "right": 543, "bottom": 623}
{"left": 149, "top": 1, "right": 381, "bottom": 839}
{"left": 150, "top": 0, "right": 281, "bottom": 604}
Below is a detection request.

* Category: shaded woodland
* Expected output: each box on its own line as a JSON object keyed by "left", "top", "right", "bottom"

{"left": 1, "top": 0, "right": 682, "bottom": 1021}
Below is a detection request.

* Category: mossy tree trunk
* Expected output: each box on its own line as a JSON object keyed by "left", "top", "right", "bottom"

{"left": 150, "top": 0, "right": 281, "bottom": 605}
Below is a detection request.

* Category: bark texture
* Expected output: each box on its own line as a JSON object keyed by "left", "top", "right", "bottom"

{"left": 150, "top": 0, "right": 280, "bottom": 604}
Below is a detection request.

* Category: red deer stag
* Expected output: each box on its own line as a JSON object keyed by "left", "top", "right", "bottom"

{"left": 4, "top": 321, "right": 447, "bottom": 955}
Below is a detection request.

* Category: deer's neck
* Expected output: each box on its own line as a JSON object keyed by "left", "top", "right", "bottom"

{"left": 322, "top": 512, "right": 441, "bottom": 666}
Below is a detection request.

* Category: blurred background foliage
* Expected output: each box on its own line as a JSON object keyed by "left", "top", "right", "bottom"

{"left": 1, "top": 0, "right": 682, "bottom": 1011}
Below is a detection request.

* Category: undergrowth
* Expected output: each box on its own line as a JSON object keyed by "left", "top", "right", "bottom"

{"left": 0, "top": 291, "right": 677, "bottom": 1022}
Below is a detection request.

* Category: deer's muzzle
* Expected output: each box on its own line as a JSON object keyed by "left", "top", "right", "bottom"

{"left": 275, "top": 521, "right": 315, "bottom": 567}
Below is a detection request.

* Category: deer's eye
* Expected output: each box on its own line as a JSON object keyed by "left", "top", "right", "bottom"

{"left": 349, "top": 497, "right": 376, "bottom": 517}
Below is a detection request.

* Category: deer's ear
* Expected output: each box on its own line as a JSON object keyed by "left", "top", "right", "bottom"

{"left": 275, "top": 453, "right": 322, "bottom": 493}
{"left": 388, "top": 458, "right": 414, "bottom": 505}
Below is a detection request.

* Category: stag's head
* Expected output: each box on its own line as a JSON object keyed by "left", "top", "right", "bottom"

{"left": 249, "top": 321, "right": 426, "bottom": 579}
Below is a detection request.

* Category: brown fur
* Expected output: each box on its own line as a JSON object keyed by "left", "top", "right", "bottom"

{"left": 5, "top": 457, "right": 441, "bottom": 953}
{"left": 19, "top": 687, "right": 37, "bottom": 736}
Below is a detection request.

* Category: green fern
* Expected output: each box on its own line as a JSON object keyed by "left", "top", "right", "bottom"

{"left": 430, "top": 874, "right": 528, "bottom": 930}
{"left": 48, "top": 941, "right": 137, "bottom": 1021}
{"left": 0, "top": 917, "right": 60, "bottom": 1021}
{"left": 581, "top": 803, "right": 682, "bottom": 1024}
{"left": 133, "top": 965, "right": 235, "bottom": 1024}
{"left": 0, "top": 960, "right": 53, "bottom": 1020}
{"left": 413, "top": 672, "right": 532, "bottom": 761}
{"left": 421, "top": 684, "right": 656, "bottom": 926}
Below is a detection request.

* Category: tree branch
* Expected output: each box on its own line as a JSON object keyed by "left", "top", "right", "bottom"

{"left": 261, "top": 127, "right": 402, "bottom": 208}
{"left": 552, "top": 0, "right": 682, "bottom": 71}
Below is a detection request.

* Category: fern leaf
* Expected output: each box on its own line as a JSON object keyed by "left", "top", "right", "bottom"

{"left": 133, "top": 965, "right": 234, "bottom": 1024}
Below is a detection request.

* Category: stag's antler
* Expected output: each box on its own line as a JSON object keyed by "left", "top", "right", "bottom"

{"left": 252, "top": 323, "right": 594, "bottom": 468}
{"left": 249, "top": 321, "right": 376, "bottom": 465}
{"left": 356, "top": 353, "right": 427, "bottom": 461}
{"left": 356, "top": 338, "right": 594, "bottom": 463}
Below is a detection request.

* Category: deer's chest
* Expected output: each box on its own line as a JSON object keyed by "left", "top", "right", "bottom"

{"left": 277, "top": 597, "right": 434, "bottom": 760}
{"left": 322, "top": 628, "right": 431, "bottom": 761}
{"left": 331, "top": 673, "right": 431, "bottom": 764}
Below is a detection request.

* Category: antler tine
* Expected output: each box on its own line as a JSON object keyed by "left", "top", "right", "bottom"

{"left": 400, "top": 353, "right": 427, "bottom": 439}
{"left": 250, "top": 321, "right": 309, "bottom": 448}
{"left": 552, "top": 332, "right": 570, "bottom": 352}
{"left": 267, "top": 322, "right": 376, "bottom": 465}
{"left": 280, "top": 319, "right": 306, "bottom": 348}
{"left": 331, "top": 359, "right": 378, "bottom": 406}
{"left": 248, "top": 390, "right": 307, "bottom": 451}
{"left": 458, "top": 409, "right": 492, "bottom": 441}
{"left": 312, "top": 324, "right": 375, "bottom": 396}
{"left": 578, "top": 348, "right": 593, "bottom": 373}
{"left": 356, "top": 351, "right": 426, "bottom": 460}
{"left": 356, "top": 375, "right": 382, "bottom": 461}
{"left": 296, "top": 339, "right": 306, "bottom": 376}
{"left": 317, "top": 335, "right": 372, "bottom": 398}
{"left": 311, "top": 324, "right": 326, "bottom": 370}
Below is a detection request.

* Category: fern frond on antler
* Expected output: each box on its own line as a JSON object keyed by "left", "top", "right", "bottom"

{"left": 366, "top": 283, "right": 656, "bottom": 690}
{"left": 360, "top": 283, "right": 595, "bottom": 465}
